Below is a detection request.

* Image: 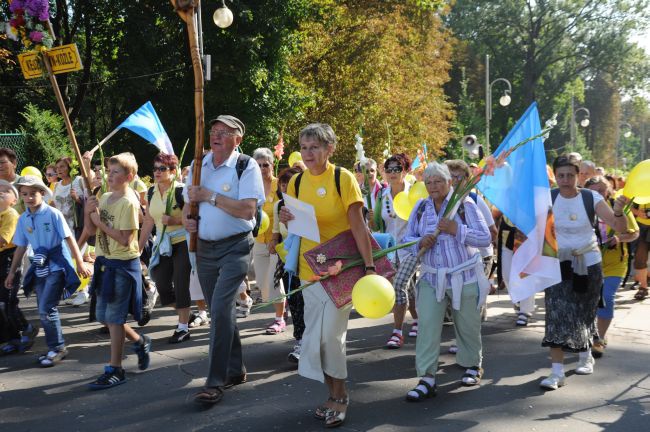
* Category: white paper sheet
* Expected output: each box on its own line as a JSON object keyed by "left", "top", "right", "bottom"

{"left": 283, "top": 193, "right": 320, "bottom": 243}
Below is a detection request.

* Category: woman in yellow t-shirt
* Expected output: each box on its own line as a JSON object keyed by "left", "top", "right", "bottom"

{"left": 138, "top": 153, "right": 193, "bottom": 344}
{"left": 251, "top": 147, "right": 286, "bottom": 334}
{"left": 585, "top": 177, "right": 639, "bottom": 357}
{"left": 279, "top": 123, "right": 375, "bottom": 428}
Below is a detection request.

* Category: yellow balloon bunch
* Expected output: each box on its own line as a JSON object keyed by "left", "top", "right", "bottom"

{"left": 256, "top": 210, "right": 270, "bottom": 237}
{"left": 393, "top": 191, "right": 414, "bottom": 220}
{"left": 408, "top": 181, "right": 428, "bottom": 206}
{"left": 351, "top": 275, "right": 395, "bottom": 319}
{"left": 623, "top": 159, "right": 650, "bottom": 204}
{"left": 288, "top": 151, "right": 302, "bottom": 167}
{"left": 21, "top": 166, "right": 43, "bottom": 179}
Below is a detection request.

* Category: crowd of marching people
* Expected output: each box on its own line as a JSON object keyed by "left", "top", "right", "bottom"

{"left": 1, "top": 116, "right": 649, "bottom": 428}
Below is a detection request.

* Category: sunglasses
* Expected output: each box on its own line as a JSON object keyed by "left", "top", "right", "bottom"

{"left": 153, "top": 166, "right": 170, "bottom": 172}
{"left": 385, "top": 166, "right": 403, "bottom": 174}
{"left": 46, "top": 172, "right": 57, "bottom": 177}
{"left": 258, "top": 162, "right": 271, "bottom": 168}
{"left": 209, "top": 130, "right": 238, "bottom": 138}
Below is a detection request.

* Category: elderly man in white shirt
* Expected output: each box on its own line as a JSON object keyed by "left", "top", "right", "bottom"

{"left": 183, "top": 115, "right": 264, "bottom": 406}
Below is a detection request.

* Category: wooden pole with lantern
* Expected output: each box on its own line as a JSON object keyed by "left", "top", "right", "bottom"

{"left": 171, "top": 0, "right": 205, "bottom": 252}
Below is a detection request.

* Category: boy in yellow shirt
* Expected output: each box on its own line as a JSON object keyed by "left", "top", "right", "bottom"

{"left": 85, "top": 153, "right": 150, "bottom": 389}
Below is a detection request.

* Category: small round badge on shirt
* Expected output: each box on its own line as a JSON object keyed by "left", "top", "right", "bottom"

{"left": 570, "top": 213, "right": 577, "bottom": 221}
{"left": 27, "top": 227, "right": 33, "bottom": 233}
{"left": 222, "top": 183, "right": 231, "bottom": 192}
{"left": 317, "top": 187, "right": 327, "bottom": 197}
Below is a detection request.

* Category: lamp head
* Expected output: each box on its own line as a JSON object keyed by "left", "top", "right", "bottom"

{"left": 499, "top": 93, "right": 511, "bottom": 107}
{"left": 580, "top": 118, "right": 590, "bottom": 128}
{"left": 213, "top": 2, "right": 233, "bottom": 28}
{"left": 623, "top": 130, "right": 632, "bottom": 138}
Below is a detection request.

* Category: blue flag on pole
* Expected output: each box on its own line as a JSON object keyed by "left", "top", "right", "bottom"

{"left": 477, "top": 102, "right": 560, "bottom": 303}
{"left": 118, "top": 101, "right": 174, "bottom": 155}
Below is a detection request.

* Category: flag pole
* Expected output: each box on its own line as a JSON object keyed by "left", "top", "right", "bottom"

{"left": 172, "top": 0, "right": 204, "bottom": 252}
{"left": 88, "top": 127, "right": 120, "bottom": 154}
{"left": 41, "top": 23, "right": 91, "bottom": 192}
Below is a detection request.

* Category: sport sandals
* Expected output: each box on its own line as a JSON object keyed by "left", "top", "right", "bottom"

{"left": 385, "top": 331, "right": 403, "bottom": 349}
{"left": 406, "top": 379, "right": 437, "bottom": 402}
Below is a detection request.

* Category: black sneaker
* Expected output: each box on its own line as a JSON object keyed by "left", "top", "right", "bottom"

{"left": 168, "top": 329, "right": 190, "bottom": 344}
{"left": 132, "top": 335, "right": 152, "bottom": 370}
{"left": 88, "top": 365, "right": 126, "bottom": 390}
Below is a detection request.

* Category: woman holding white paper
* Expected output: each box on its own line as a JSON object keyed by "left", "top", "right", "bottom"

{"left": 279, "top": 123, "right": 375, "bottom": 428}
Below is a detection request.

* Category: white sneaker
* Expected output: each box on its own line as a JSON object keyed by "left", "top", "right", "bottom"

{"left": 71, "top": 291, "right": 89, "bottom": 306}
{"left": 575, "top": 354, "right": 595, "bottom": 375}
{"left": 288, "top": 342, "right": 301, "bottom": 363}
{"left": 540, "top": 373, "right": 566, "bottom": 390}
{"left": 65, "top": 293, "right": 78, "bottom": 305}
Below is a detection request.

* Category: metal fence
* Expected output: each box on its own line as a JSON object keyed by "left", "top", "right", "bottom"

{"left": 0, "top": 130, "right": 27, "bottom": 171}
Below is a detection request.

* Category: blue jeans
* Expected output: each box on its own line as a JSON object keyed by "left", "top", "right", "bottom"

{"left": 96, "top": 268, "right": 134, "bottom": 325}
{"left": 33, "top": 270, "right": 66, "bottom": 351}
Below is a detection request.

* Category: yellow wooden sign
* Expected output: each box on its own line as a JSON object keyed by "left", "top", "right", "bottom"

{"left": 18, "top": 44, "right": 83, "bottom": 79}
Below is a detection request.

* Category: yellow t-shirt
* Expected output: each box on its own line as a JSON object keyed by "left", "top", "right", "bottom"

{"left": 96, "top": 191, "right": 140, "bottom": 260}
{"left": 0, "top": 207, "right": 19, "bottom": 252}
{"left": 148, "top": 181, "right": 185, "bottom": 245}
{"left": 287, "top": 163, "right": 363, "bottom": 281}
{"left": 601, "top": 210, "right": 639, "bottom": 277}
{"left": 256, "top": 177, "right": 279, "bottom": 244}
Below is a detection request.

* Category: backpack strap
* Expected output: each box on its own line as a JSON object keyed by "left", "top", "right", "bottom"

{"left": 147, "top": 186, "right": 155, "bottom": 205}
{"left": 294, "top": 166, "right": 342, "bottom": 198}
{"left": 294, "top": 172, "right": 303, "bottom": 198}
{"left": 174, "top": 186, "right": 184, "bottom": 210}
{"left": 235, "top": 153, "right": 251, "bottom": 180}
{"left": 579, "top": 188, "right": 595, "bottom": 227}
{"left": 468, "top": 191, "right": 478, "bottom": 204}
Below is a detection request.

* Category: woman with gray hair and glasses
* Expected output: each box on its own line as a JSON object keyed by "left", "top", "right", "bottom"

{"left": 401, "top": 162, "right": 491, "bottom": 401}
{"left": 279, "top": 123, "right": 375, "bottom": 428}
{"left": 251, "top": 147, "right": 286, "bottom": 334}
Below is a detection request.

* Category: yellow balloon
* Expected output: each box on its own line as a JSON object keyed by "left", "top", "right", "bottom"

{"left": 404, "top": 174, "right": 416, "bottom": 185}
{"left": 393, "top": 191, "right": 414, "bottom": 220}
{"left": 288, "top": 151, "right": 302, "bottom": 167}
{"left": 79, "top": 275, "right": 90, "bottom": 290}
{"left": 21, "top": 166, "right": 43, "bottom": 179}
{"left": 256, "top": 210, "right": 270, "bottom": 237}
{"left": 275, "top": 241, "right": 288, "bottom": 262}
{"left": 623, "top": 159, "right": 650, "bottom": 201}
{"left": 352, "top": 274, "right": 395, "bottom": 319}
{"left": 408, "top": 181, "right": 428, "bottom": 206}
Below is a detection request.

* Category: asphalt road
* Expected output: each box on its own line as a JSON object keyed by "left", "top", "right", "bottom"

{"left": 1, "top": 284, "right": 649, "bottom": 432}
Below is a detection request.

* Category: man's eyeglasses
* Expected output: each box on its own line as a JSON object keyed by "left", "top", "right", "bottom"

{"left": 451, "top": 174, "right": 465, "bottom": 181}
{"left": 258, "top": 162, "right": 271, "bottom": 168}
{"left": 209, "top": 130, "right": 238, "bottom": 138}
{"left": 385, "top": 166, "right": 403, "bottom": 174}
{"left": 153, "top": 166, "right": 170, "bottom": 172}
{"left": 46, "top": 172, "right": 58, "bottom": 177}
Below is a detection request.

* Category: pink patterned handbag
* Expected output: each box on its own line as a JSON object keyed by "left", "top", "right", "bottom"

{"left": 304, "top": 230, "right": 396, "bottom": 308}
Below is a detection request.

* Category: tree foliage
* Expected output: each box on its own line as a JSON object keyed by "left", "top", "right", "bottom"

{"left": 288, "top": 0, "right": 454, "bottom": 164}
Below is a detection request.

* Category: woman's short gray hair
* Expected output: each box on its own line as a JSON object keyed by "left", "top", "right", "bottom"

{"left": 423, "top": 162, "right": 451, "bottom": 182}
{"left": 253, "top": 147, "right": 274, "bottom": 163}
{"left": 299, "top": 123, "right": 337, "bottom": 151}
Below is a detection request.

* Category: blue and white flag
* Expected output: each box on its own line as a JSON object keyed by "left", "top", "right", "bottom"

{"left": 119, "top": 101, "right": 174, "bottom": 155}
{"left": 477, "top": 103, "right": 560, "bottom": 303}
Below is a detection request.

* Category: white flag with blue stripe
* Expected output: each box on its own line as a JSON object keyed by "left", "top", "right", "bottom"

{"left": 119, "top": 101, "right": 174, "bottom": 155}
{"left": 477, "top": 103, "right": 561, "bottom": 302}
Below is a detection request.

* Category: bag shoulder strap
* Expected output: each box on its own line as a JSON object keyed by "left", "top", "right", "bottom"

{"left": 294, "top": 166, "right": 342, "bottom": 198}
{"left": 147, "top": 186, "right": 155, "bottom": 205}
{"left": 236, "top": 153, "right": 251, "bottom": 180}
{"left": 579, "top": 188, "right": 595, "bottom": 227}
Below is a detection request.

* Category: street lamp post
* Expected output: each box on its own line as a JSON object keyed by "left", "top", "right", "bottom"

{"left": 616, "top": 122, "right": 632, "bottom": 172}
{"left": 485, "top": 54, "right": 512, "bottom": 155}
{"left": 570, "top": 95, "right": 590, "bottom": 151}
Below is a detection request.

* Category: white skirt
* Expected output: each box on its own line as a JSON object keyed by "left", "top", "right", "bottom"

{"left": 298, "top": 281, "right": 352, "bottom": 382}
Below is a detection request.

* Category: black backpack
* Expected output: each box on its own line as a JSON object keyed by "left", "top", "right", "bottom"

{"left": 234, "top": 153, "right": 264, "bottom": 237}
{"left": 550, "top": 188, "right": 595, "bottom": 227}
{"left": 147, "top": 185, "right": 185, "bottom": 210}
